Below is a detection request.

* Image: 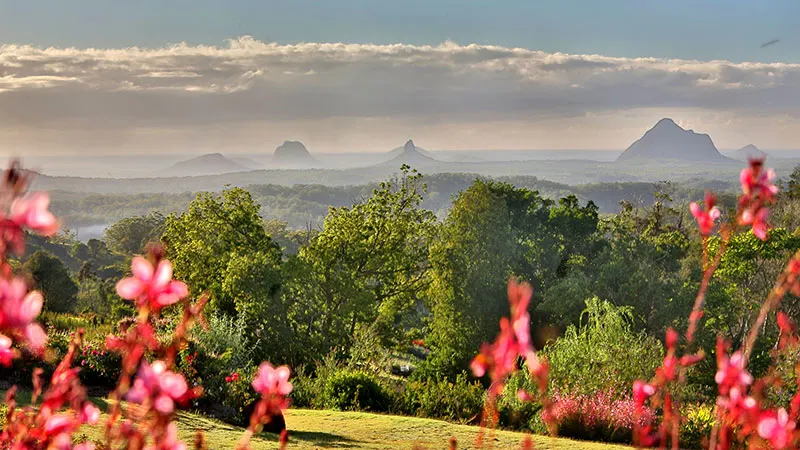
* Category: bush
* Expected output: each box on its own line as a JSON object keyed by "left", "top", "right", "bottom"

{"left": 183, "top": 311, "right": 261, "bottom": 425}
{"left": 394, "top": 372, "right": 484, "bottom": 423}
{"left": 680, "top": 404, "right": 715, "bottom": 449}
{"left": 322, "top": 370, "right": 390, "bottom": 412}
{"left": 76, "top": 341, "right": 121, "bottom": 387}
{"left": 544, "top": 297, "right": 663, "bottom": 396}
{"left": 544, "top": 390, "right": 655, "bottom": 444}
{"left": 497, "top": 370, "right": 542, "bottom": 431}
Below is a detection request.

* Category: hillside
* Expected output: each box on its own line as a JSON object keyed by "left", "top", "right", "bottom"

{"left": 616, "top": 118, "right": 730, "bottom": 163}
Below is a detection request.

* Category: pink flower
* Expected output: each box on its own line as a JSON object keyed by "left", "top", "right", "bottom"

{"left": 0, "top": 277, "right": 46, "bottom": 352}
{"left": 633, "top": 380, "right": 655, "bottom": 407}
{"left": 517, "top": 389, "right": 534, "bottom": 402}
{"left": 0, "top": 334, "right": 16, "bottom": 366}
{"left": 9, "top": 192, "right": 58, "bottom": 236}
{"left": 739, "top": 159, "right": 778, "bottom": 241}
{"left": 471, "top": 318, "right": 519, "bottom": 388}
{"left": 44, "top": 414, "right": 74, "bottom": 436}
{"left": 717, "top": 386, "right": 758, "bottom": 423}
{"left": 127, "top": 360, "right": 188, "bottom": 414}
{"left": 689, "top": 192, "right": 721, "bottom": 236}
{"left": 758, "top": 408, "right": 796, "bottom": 449}
{"left": 79, "top": 402, "right": 100, "bottom": 425}
{"left": 252, "top": 362, "right": 293, "bottom": 397}
{"left": 740, "top": 159, "right": 778, "bottom": 201}
{"left": 116, "top": 257, "right": 189, "bottom": 311}
{"left": 715, "top": 350, "right": 752, "bottom": 394}
{"left": 144, "top": 422, "right": 186, "bottom": 450}
{"left": 508, "top": 279, "right": 533, "bottom": 353}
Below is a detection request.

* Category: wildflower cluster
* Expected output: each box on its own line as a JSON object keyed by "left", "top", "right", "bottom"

{"left": 631, "top": 157, "right": 800, "bottom": 449}
{"left": 544, "top": 390, "right": 656, "bottom": 443}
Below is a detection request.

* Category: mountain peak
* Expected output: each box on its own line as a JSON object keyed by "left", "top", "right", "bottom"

{"left": 729, "top": 144, "right": 768, "bottom": 162}
{"left": 616, "top": 119, "right": 728, "bottom": 162}
{"left": 272, "top": 140, "right": 318, "bottom": 167}
{"left": 381, "top": 140, "right": 437, "bottom": 166}
{"left": 654, "top": 118, "right": 680, "bottom": 128}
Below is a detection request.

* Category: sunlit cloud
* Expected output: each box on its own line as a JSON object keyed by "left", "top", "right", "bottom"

{"left": 1, "top": 37, "right": 800, "bottom": 152}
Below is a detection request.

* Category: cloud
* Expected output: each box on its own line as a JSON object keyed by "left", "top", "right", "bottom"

{"left": 1, "top": 37, "right": 800, "bottom": 151}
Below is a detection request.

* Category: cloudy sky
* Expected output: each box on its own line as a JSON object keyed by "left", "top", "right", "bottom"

{"left": 1, "top": 0, "right": 800, "bottom": 154}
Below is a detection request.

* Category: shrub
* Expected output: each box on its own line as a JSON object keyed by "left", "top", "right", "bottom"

{"left": 76, "top": 341, "right": 121, "bottom": 387}
{"left": 544, "top": 390, "right": 655, "bottom": 443}
{"left": 182, "top": 311, "right": 261, "bottom": 425}
{"left": 680, "top": 404, "right": 715, "bottom": 449}
{"left": 497, "top": 370, "right": 542, "bottom": 431}
{"left": 395, "top": 372, "right": 484, "bottom": 423}
{"left": 544, "top": 297, "right": 663, "bottom": 396}
{"left": 322, "top": 370, "right": 390, "bottom": 412}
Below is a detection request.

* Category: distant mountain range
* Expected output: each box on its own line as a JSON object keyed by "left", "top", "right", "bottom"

{"left": 616, "top": 118, "right": 731, "bottom": 163}
{"left": 164, "top": 153, "right": 253, "bottom": 176}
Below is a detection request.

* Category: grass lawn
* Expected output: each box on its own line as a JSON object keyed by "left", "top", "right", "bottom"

{"left": 4, "top": 388, "right": 627, "bottom": 449}
{"left": 167, "top": 408, "right": 629, "bottom": 450}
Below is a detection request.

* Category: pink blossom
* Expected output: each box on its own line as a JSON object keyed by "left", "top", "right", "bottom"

{"left": 0, "top": 277, "right": 46, "bottom": 352}
{"left": 739, "top": 159, "right": 778, "bottom": 241}
{"left": 633, "top": 380, "right": 655, "bottom": 407}
{"left": 144, "top": 422, "right": 186, "bottom": 450}
{"left": 127, "top": 360, "right": 188, "bottom": 415}
{"left": 252, "top": 362, "right": 293, "bottom": 397}
{"left": 517, "top": 389, "right": 534, "bottom": 402}
{"left": 717, "top": 386, "right": 758, "bottom": 424}
{"left": 0, "top": 334, "right": 15, "bottom": 366}
{"left": 471, "top": 318, "right": 518, "bottom": 386}
{"left": 9, "top": 192, "right": 58, "bottom": 236}
{"left": 79, "top": 403, "right": 100, "bottom": 425}
{"left": 715, "top": 351, "right": 752, "bottom": 394}
{"left": 689, "top": 192, "right": 721, "bottom": 236}
{"left": 508, "top": 279, "right": 533, "bottom": 353}
{"left": 116, "top": 257, "right": 189, "bottom": 311}
{"left": 758, "top": 408, "right": 796, "bottom": 449}
{"left": 44, "top": 414, "right": 74, "bottom": 436}
{"left": 740, "top": 159, "right": 778, "bottom": 201}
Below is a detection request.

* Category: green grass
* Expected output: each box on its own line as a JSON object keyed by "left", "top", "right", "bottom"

{"left": 3, "top": 387, "right": 626, "bottom": 449}
{"left": 115, "top": 408, "right": 628, "bottom": 450}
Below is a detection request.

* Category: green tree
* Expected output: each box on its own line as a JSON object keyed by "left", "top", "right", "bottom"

{"left": 23, "top": 251, "right": 79, "bottom": 313}
{"left": 423, "top": 180, "right": 518, "bottom": 376}
{"left": 288, "top": 166, "right": 437, "bottom": 355}
{"left": 104, "top": 213, "right": 166, "bottom": 255}
{"left": 163, "top": 188, "right": 283, "bottom": 316}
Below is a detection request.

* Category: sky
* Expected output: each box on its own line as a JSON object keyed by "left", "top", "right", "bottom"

{"left": 1, "top": 0, "right": 800, "bottom": 154}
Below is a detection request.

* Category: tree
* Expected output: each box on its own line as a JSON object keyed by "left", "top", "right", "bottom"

{"left": 23, "top": 251, "right": 78, "bottom": 313}
{"left": 163, "top": 188, "right": 282, "bottom": 316}
{"left": 105, "top": 213, "right": 166, "bottom": 255}
{"left": 288, "top": 166, "right": 437, "bottom": 355}
{"left": 424, "top": 180, "right": 518, "bottom": 376}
